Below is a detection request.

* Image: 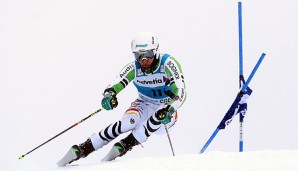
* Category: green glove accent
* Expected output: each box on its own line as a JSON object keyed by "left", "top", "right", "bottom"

{"left": 160, "top": 112, "right": 172, "bottom": 124}
{"left": 101, "top": 92, "right": 118, "bottom": 110}
{"left": 155, "top": 106, "right": 175, "bottom": 124}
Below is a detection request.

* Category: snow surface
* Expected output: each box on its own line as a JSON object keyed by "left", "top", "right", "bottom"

{"left": 14, "top": 150, "right": 298, "bottom": 171}
{"left": 1, "top": 0, "right": 298, "bottom": 171}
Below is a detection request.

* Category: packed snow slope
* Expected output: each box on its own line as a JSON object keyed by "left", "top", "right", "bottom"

{"left": 14, "top": 150, "right": 298, "bottom": 171}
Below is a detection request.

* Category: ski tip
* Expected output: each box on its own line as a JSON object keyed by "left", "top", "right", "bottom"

{"left": 19, "top": 155, "right": 25, "bottom": 159}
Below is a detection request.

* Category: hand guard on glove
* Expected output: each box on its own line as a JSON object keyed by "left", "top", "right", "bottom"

{"left": 155, "top": 105, "right": 175, "bottom": 124}
{"left": 101, "top": 88, "right": 118, "bottom": 110}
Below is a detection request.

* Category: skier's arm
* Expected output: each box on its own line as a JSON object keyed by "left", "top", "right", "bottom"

{"left": 155, "top": 56, "right": 186, "bottom": 124}
{"left": 164, "top": 56, "right": 187, "bottom": 111}
{"left": 101, "top": 62, "right": 135, "bottom": 110}
{"left": 104, "top": 62, "right": 136, "bottom": 95}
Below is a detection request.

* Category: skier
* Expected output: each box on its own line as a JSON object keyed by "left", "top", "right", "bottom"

{"left": 57, "top": 32, "right": 187, "bottom": 166}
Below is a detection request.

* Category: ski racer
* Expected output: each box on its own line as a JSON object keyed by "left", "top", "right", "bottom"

{"left": 57, "top": 31, "right": 187, "bottom": 166}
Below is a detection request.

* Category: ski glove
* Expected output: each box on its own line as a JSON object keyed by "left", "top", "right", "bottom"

{"left": 101, "top": 88, "right": 118, "bottom": 110}
{"left": 155, "top": 106, "right": 175, "bottom": 124}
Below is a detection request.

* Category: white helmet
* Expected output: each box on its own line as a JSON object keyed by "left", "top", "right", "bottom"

{"left": 131, "top": 32, "right": 159, "bottom": 60}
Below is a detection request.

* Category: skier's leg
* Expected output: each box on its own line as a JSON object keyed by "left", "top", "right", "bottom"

{"left": 102, "top": 109, "right": 167, "bottom": 161}
{"left": 58, "top": 100, "right": 149, "bottom": 165}
{"left": 102, "top": 100, "right": 156, "bottom": 161}
{"left": 132, "top": 110, "right": 162, "bottom": 143}
{"left": 92, "top": 100, "right": 144, "bottom": 149}
{"left": 101, "top": 113, "right": 162, "bottom": 162}
{"left": 130, "top": 106, "right": 179, "bottom": 143}
{"left": 57, "top": 121, "right": 126, "bottom": 166}
{"left": 57, "top": 118, "right": 140, "bottom": 166}
{"left": 106, "top": 110, "right": 178, "bottom": 161}
{"left": 101, "top": 133, "right": 140, "bottom": 161}
{"left": 100, "top": 111, "right": 178, "bottom": 163}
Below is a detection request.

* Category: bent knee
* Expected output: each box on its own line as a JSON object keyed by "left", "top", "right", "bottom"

{"left": 120, "top": 109, "right": 141, "bottom": 132}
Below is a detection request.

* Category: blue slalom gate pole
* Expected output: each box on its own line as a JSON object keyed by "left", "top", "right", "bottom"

{"left": 199, "top": 53, "right": 266, "bottom": 154}
{"left": 240, "top": 53, "right": 266, "bottom": 92}
{"left": 238, "top": 1, "right": 243, "bottom": 77}
{"left": 238, "top": 1, "right": 244, "bottom": 152}
{"left": 199, "top": 128, "right": 220, "bottom": 154}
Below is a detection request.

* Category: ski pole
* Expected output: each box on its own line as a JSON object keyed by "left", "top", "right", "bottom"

{"left": 19, "top": 108, "right": 104, "bottom": 159}
{"left": 164, "top": 124, "right": 175, "bottom": 156}
{"left": 199, "top": 53, "right": 266, "bottom": 154}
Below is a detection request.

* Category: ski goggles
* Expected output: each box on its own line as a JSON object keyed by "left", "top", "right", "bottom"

{"left": 133, "top": 49, "right": 155, "bottom": 61}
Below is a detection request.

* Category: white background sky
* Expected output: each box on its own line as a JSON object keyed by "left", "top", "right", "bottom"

{"left": 1, "top": 0, "right": 298, "bottom": 170}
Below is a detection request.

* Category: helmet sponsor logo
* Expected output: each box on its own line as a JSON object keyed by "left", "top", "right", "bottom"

{"left": 137, "top": 78, "right": 163, "bottom": 84}
{"left": 136, "top": 44, "right": 148, "bottom": 48}
{"left": 167, "top": 61, "right": 180, "bottom": 79}
{"left": 120, "top": 65, "right": 133, "bottom": 78}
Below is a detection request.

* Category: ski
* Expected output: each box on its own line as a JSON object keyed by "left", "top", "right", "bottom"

{"left": 57, "top": 145, "right": 82, "bottom": 167}
{"left": 101, "top": 145, "right": 123, "bottom": 161}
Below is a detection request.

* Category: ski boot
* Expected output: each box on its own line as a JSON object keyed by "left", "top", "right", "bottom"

{"left": 57, "top": 138, "right": 95, "bottom": 167}
{"left": 102, "top": 133, "right": 140, "bottom": 161}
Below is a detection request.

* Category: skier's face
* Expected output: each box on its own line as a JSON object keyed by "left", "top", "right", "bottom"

{"left": 133, "top": 49, "right": 155, "bottom": 70}
{"left": 138, "top": 57, "right": 154, "bottom": 70}
{"left": 133, "top": 49, "right": 155, "bottom": 61}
